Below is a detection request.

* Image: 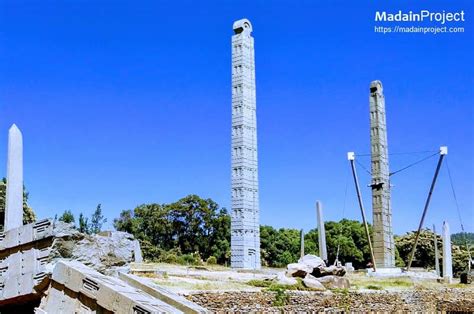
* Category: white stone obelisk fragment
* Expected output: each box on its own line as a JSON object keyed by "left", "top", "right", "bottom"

{"left": 300, "top": 229, "right": 305, "bottom": 258}
{"left": 317, "top": 201, "right": 328, "bottom": 261}
{"left": 5, "top": 124, "right": 23, "bottom": 231}
{"left": 442, "top": 221, "right": 453, "bottom": 283}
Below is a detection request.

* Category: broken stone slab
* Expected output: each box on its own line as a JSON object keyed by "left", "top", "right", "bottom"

{"left": 312, "top": 265, "right": 346, "bottom": 278}
{"left": 275, "top": 271, "right": 298, "bottom": 286}
{"left": 298, "top": 254, "right": 325, "bottom": 269}
{"left": 118, "top": 272, "right": 208, "bottom": 313}
{"left": 38, "top": 260, "right": 182, "bottom": 313}
{"left": 286, "top": 262, "right": 312, "bottom": 278}
{"left": 316, "top": 275, "right": 350, "bottom": 289}
{"left": 302, "top": 274, "right": 326, "bottom": 290}
{"left": 1, "top": 219, "right": 144, "bottom": 305}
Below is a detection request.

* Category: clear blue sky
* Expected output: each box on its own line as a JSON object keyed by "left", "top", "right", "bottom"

{"left": 0, "top": 0, "right": 472, "bottom": 235}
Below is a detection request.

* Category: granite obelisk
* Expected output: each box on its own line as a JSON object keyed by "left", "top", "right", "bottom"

{"left": 5, "top": 124, "right": 23, "bottom": 231}
{"left": 316, "top": 201, "right": 328, "bottom": 261}
{"left": 369, "top": 81, "right": 395, "bottom": 268}
{"left": 442, "top": 221, "right": 453, "bottom": 283}
{"left": 230, "top": 19, "right": 260, "bottom": 269}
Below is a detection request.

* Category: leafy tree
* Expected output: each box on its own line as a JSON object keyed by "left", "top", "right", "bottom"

{"left": 395, "top": 229, "right": 442, "bottom": 269}
{"left": 22, "top": 187, "right": 36, "bottom": 224}
{"left": 260, "top": 226, "right": 300, "bottom": 267}
{"left": 452, "top": 232, "right": 474, "bottom": 247}
{"left": 0, "top": 178, "right": 36, "bottom": 229}
{"left": 90, "top": 204, "right": 107, "bottom": 234}
{"left": 114, "top": 195, "right": 230, "bottom": 264}
{"left": 79, "top": 212, "right": 90, "bottom": 234}
{"left": 58, "top": 210, "right": 75, "bottom": 224}
{"left": 396, "top": 229, "right": 473, "bottom": 276}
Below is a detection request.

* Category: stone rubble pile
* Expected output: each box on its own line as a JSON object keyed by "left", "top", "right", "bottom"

{"left": 276, "top": 254, "right": 350, "bottom": 290}
{"left": 0, "top": 219, "right": 207, "bottom": 313}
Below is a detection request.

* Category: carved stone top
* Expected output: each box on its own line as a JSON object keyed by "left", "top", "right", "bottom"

{"left": 233, "top": 18, "right": 252, "bottom": 35}
{"left": 370, "top": 80, "right": 383, "bottom": 95}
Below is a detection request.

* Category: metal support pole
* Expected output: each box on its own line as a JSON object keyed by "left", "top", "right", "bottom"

{"left": 406, "top": 147, "right": 447, "bottom": 271}
{"left": 348, "top": 152, "right": 377, "bottom": 271}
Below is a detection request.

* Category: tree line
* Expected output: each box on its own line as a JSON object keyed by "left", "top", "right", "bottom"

{"left": 111, "top": 194, "right": 472, "bottom": 275}
{"left": 15, "top": 188, "right": 471, "bottom": 275}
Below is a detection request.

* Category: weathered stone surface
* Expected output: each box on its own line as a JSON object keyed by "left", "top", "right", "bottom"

{"left": 303, "top": 274, "right": 326, "bottom": 290}
{"left": 5, "top": 124, "right": 23, "bottom": 231}
{"left": 286, "top": 263, "right": 312, "bottom": 278}
{"left": 275, "top": 271, "right": 297, "bottom": 286}
{"left": 312, "top": 265, "right": 346, "bottom": 278}
{"left": 298, "top": 254, "right": 325, "bottom": 269}
{"left": 316, "top": 275, "right": 350, "bottom": 289}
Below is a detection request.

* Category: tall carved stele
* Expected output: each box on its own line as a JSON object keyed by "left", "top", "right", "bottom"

{"left": 230, "top": 18, "right": 261, "bottom": 269}
{"left": 369, "top": 81, "right": 395, "bottom": 268}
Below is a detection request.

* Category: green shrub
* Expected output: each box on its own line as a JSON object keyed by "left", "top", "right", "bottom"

{"left": 206, "top": 256, "right": 217, "bottom": 265}
{"left": 247, "top": 279, "right": 272, "bottom": 287}
{"left": 272, "top": 287, "right": 289, "bottom": 307}
{"left": 164, "top": 252, "right": 178, "bottom": 264}
{"left": 177, "top": 253, "right": 203, "bottom": 266}
{"left": 366, "top": 285, "right": 383, "bottom": 290}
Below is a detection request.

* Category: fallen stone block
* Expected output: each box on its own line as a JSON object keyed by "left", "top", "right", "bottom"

{"left": 287, "top": 263, "right": 312, "bottom": 278}
{"left": 312, "top": 265, "right": 346, "bottom": 277}
{"left": 302, "top": 274, "right": 326, "bottom": 290}
{"left": 298, "top": 254, "right": 325, "bottom": 269}
{"left": 316, "top": 275, "right": 350, "bottom": 289}
{"left": 275, "top": 271, "right": 298, "bottom": 286}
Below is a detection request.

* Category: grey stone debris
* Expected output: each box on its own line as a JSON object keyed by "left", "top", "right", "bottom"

{"left": 316, "top": 275, "right": 350, "bottom": 289}
{"left": 345, "top": 262, "right": 355, "bottom": 272}
{"left": 433, "top": 224, "right": 440, "bottom": 277}
{"left": 369, "top": 81, "right": 395, "bottom": 268}
{"left": 312, "top": 265, "right": 347, "bottom": 278}
{"left": 286, "top": 262, "right": 312, "bottom": 278}
{"left": 302, "top": 274, "right": 326, "bottom": 290}
{"left": 230, "top": 18, "right": 260, "bottom": 270}
{"left": 5, "top": 124, "right": 23, "bottom": 231}
{"left": 275, "top": 271, "right": 297, "bottom": 286}
{"left": 316, "top": 201, "right": 327, "bottom": 261}
{"left": 298, "top": 254, "right": 325, "bottom": 269}
{"left": 300, "top": 229, "right": 305, "bottom": 258}
{"left": 442, "top": 221, "right": 453, "bottom": 283}
{"left": 0, "top": 219, "right": 206, "bottom": 313}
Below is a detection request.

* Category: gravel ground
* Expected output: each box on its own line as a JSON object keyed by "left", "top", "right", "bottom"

{"left": 187, "top": 289, "right": 474, "bottom": 313}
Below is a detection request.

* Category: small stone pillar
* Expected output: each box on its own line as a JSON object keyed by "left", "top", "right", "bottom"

{"left": 442, "top": 221, "right": 453, "bottom": 283}
{"left": 316, "top": 201, "right": 327, "bottom": 261}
